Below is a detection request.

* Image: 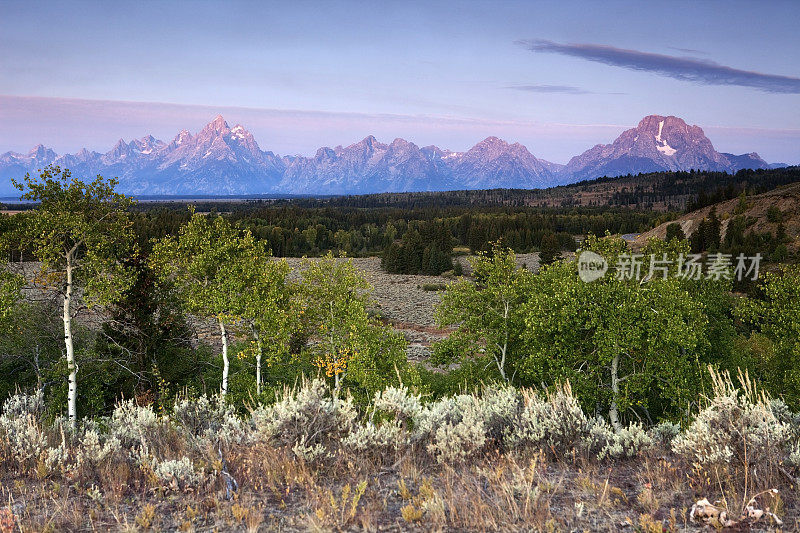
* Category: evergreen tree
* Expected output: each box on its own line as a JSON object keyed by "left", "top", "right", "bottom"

{"left": 538, "top": 231, "right": 561, "bottom": 265}
{"left": 665, "top": 222, "right": 686, "bottom": 241}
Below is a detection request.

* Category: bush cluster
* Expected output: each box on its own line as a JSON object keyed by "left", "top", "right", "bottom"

{"left": 3, "top": 372, "right": 798, "bottom": 494}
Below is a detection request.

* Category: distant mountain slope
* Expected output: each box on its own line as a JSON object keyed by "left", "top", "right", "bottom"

{"left": 240, "top": 166, "right": 800, "bottom": 217}
{"left": 0, "top": 114, "right": 782, "bottom": 196}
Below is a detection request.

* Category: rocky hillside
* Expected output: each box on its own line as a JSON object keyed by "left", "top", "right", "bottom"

{"left": 636, "top": 181, "right": 800, "bottom": 250}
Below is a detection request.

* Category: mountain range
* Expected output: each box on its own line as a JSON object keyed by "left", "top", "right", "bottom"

{"left": 0, "top": 114, "right": 785, "bottom": 196}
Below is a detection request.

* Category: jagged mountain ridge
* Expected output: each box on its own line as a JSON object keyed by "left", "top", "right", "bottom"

{"left": 0, "top": 114, "right": 776, "bottom": 196}
{"left": 563, "top": 115, "right": 771, "bottom": 180}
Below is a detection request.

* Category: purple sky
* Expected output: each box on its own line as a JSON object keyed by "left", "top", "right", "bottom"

{"left": 1, "top": 0, "right": 798, "bottom": 164}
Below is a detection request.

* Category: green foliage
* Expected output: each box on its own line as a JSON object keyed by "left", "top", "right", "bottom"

{"left": 381, "top": 223, "right": 454, "bottom": 275}
{"left": 0, "top": 269, "right": 21, "bottom": 333}
{"left": 10, "top": 167, "right": 136, "bottom": 428}
{"left": 299, "top": 253, "right": 412, "bottom": 398}
{"left": 538, "top": 231, "right": 561, "bottom": 265}
{"left": 150, "top": 209, "right": 253, "bottom": 319}
{"left": 92, "top": 253, "right": 205, "bottom": 413}
{"left": 434, "top": 243, "right": 531, "bottom": 383}
{"left": 0, "top": 212, "right": 22, "bottom": 332}
{"left": 665, "top": 222, "right": 686, "bottom": 241}
{"left": 0, "top": 301, "right": 63, "bottom": 399}
{"left": 737, "top": 265, "right": 800, "bottom": 408}
{"left": 733, "top": 192, "right": 749, "bottom": 215}
{"left": 12, "top": 167, "right": 136, "bottom": 306}
{"left": 222, "top": 244, "right": 296, "bottom": 394}
{"left": 766, "top": 205, "right": 783, "bottom": 223}
{"left": 4, "top": 166, "right": 800, "bottom": 430}
{"left": 690, "top": 208, "right": 721, "bottom": 253}
{"left": 150, "top": 209, "right": 280, "bottom": 398}
{"left": 522, "top": 234, "right": 709, "bottom": 423}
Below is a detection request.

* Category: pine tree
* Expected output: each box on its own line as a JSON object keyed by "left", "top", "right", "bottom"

{"left": 665, "top": 222, "right": 686, "bottom": 241}
{"left": 538, "top": 231, "right": 561, "bottom": 265}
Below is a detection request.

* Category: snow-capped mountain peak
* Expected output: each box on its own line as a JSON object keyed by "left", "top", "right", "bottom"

{"left": 563, "top": 114, "right": 758, "bottom": 179}
{"left": 0, "top": 114, "right": 776, "bottom": 196}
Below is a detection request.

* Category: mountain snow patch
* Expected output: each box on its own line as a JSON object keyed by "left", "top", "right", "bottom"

{"left": 657, "top": 143, "right": 677, "bottom": 156}
{"left": 655, "top": 120, "right": 677, "bottom": 156}
{"left": 231, "top": 126, "right": 246, "bottom": 140}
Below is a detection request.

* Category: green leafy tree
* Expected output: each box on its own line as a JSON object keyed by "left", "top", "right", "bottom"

{"left": 299, "top": 252, "right": 408, "bottom": 395}
{"left": 523, "top": 234, "right": 707, "bottom": 426}
{"left": 434, "top": 243, "right": 531, "bottom": 383}
{"left": 665, "top": 222, "right": 686, "bottom": 241}
{"left": 0, "top": 208, "right": 24, "bottom": 340}
{"left": 0, "top": 301, "right": 64, "bottom": 400}
{"left": 150, "top": 210, "right": 258, "bottom": 399}
{"left": 92, "top": 253, "right": 200, "bottom": 410}
{"left": 737, "top": 265, "right": 800, "bottom": 407}
{"left": 226, "top": 250, "right": 295, "bottom": 395}
{"left": 0, "top": 272, "right": 21, "bottom": 332}
{"left": 0, "top": 209, "right": 23, "bottom": 335}
{"left": 10, "top": 166, "right": 135, "bottom": 429}
{"left": 0, "top": 208, "right": 23, "bottom": 332}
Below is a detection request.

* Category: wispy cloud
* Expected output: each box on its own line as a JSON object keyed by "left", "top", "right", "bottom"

{"left": 667, "top": 46, "right": 708, "bottom": 56}
{"left": 507, "top": 84, "right": 591, "bottom": 94}
{"left": 516, "top": 39, "right": 800, "bottom": 94}
{"left": 506, "top": 84, "right": 626, "bottom": 96}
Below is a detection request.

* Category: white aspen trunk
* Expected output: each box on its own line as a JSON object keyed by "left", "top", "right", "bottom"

{"left": 63, "top": 257, "right": 77, "bottom": 431}
{"left": 496, "top": 300, "right": 510, "bottom": 383}
{"left": 251, "top": 323, "right": 262, "bottom": 396}
{"left": 332, "top": 328, "right": 341, "bottom": 394}
{"left": 496, "top": 346, "right": 508, "bottom": 382}
{"left": 329, "top": 302, "right": 342, "bottom": 395}
{"left": 609, "top": 353, "right": 621, "bottom": 430}
{"left": 219, "top": 318, "right": 229, "bottom": 399}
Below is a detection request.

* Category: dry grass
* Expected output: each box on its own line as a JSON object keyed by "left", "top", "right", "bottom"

{"left": 6, "top": 445, "right": 786, "bottom": 532}
{"left": 1, "top": 387, "right": 797, "bottom": 531}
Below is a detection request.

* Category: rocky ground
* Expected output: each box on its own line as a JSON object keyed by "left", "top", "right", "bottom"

{"left": 282, "top": 253, "right": 540, "bottom": 363}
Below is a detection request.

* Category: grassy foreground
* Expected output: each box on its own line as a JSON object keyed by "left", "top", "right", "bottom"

{"left": 1, "top": 371, "right": 798, "bottom": 532}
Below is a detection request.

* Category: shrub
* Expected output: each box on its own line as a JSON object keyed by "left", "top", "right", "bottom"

{"left": 2, "top": 390, "right": 44, "bottom": 419}
{"left": 251, "top": 378, "right": 357, "bottom": 462}
{"left": 0, "top": 391, "right": 48, "bottom": 470}
{"left": 108, "top": 400, "right": 162, "bottom": 450}
{"left": 506, "top": 383, "right": 591, "bottom": 457}
{"left": 412, "top": 385, "right": 519, "bottom": 463}
{"left": 672, "top": 369, "right": 790, "bottom": 489}
{"left": 75, "top": 429, "right": 122, "bottom": 471}
{"left": 648, "top": 421, "right": 681, "bottom": 446}
{"left": 417, "top": 395, "right": 487, "bottom": 463}
{"left": 172, "top": 394, "right": 244, "bottom": 446}
{"left": 341, "top": 420, "right": 407, "bottom": 457}
{"left": 152, "top": 457, "right": 200, "bottom": 490}
{"left": 372, "top": 385, "right": 423, "bottom": 422}
{"left": 506, "top": 383, "right": 653, "bottom": 461}
{"left": 592, "top": 420, "right": 653, "bottom": 460}
{"left": 420, "top": 283, "right": 447, "bottom": 292}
